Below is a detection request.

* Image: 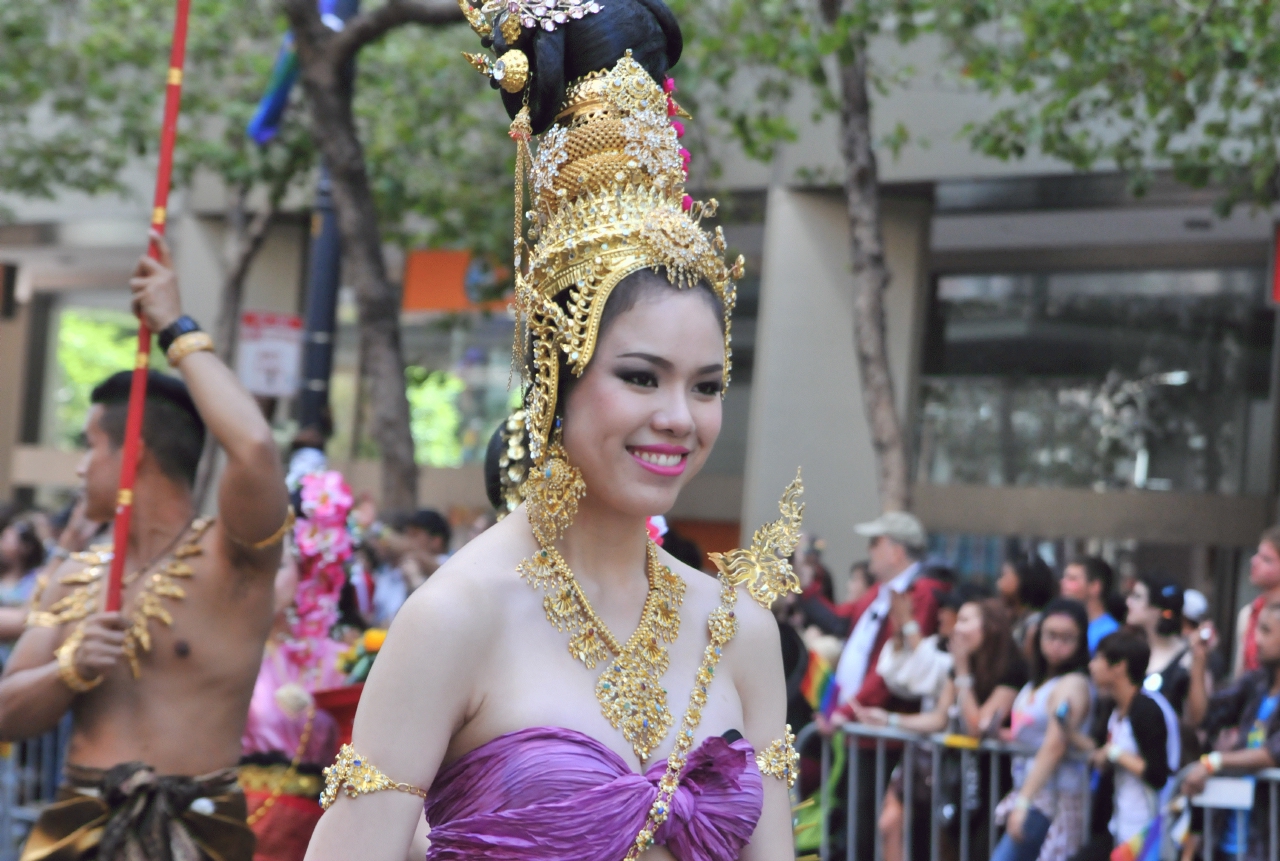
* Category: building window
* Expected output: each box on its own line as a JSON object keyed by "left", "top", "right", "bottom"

{"left": 917, "top": 268, "right": 1274, "bottom": 494}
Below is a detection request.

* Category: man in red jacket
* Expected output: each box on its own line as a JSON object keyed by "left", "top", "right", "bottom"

{"left": 826, "top": 511, "right": 944, "bottom": 719}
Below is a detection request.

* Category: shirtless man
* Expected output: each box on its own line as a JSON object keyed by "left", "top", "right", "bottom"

{"left": 0, "top": 235, "right": 289, "bottom": 861}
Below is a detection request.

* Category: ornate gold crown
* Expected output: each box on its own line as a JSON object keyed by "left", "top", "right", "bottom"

{"left": 470, "top": 49, "right": 745, "bottom": 465}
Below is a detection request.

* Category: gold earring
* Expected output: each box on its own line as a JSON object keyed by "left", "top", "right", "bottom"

{"left": 524, "top": 424, "right": 585, "bottom": 544}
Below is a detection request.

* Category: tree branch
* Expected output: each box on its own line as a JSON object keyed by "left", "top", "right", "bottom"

{"left": 332, "top": 0, "right": 465, "bottom": 68}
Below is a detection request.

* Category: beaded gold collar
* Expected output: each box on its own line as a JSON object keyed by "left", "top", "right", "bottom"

{"left": 27, "top": 519, "right": 213, "bottom": 678}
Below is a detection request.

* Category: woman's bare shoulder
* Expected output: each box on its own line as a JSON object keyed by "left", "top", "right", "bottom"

{"left": 659, "top": 550, "right": 782, "bottom": 676}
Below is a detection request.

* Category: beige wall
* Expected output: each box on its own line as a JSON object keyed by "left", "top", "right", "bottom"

{"left": 741, "top": 188, "right": 931, "bottom": 584}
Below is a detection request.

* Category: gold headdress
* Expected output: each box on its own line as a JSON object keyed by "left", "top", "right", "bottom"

{"left": 462, "top": 2, "right": 745, "bottom": 466}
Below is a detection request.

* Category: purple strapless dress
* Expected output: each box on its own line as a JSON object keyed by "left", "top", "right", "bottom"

{"left": 423, "top": 726, "right": 764, "bottom": 860}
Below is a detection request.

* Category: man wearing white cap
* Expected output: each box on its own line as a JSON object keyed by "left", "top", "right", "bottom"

{"left": 828, "top": 511, "right": 946, "bottom": 720}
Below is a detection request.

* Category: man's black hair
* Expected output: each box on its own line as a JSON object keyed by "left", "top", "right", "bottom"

{"left": 1096, "top": 627, "right": 1152, "bottom": 687}
{"left": 1078, "top": 556, "right": 1115, "bottom": 599}
{"left": 406, "top": 509, "right": 451, "bottom": 547}
{"left": 91, "top": 371, "right": 206, "bottom": 488}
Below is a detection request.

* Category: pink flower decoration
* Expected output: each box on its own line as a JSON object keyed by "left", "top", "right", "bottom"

{"left": 664, "top": 77, "right": 677, "bottom": 94}
{"left": 672, "top": 120, "right": 685, "bottom": 138}
{"left": 682, "top": 195, "right": 693, "bottom": 211}
{"left": 646, "top": 517, "right": 665, "bottom": 546}
{"left": 668, "top": 98, "right": 678, "bottom": 117}
{"left": 679, "top": 148, "right": 691, "bottom": 165}
{"left": 299, "top": 471, "right": 353, "bottom": 525}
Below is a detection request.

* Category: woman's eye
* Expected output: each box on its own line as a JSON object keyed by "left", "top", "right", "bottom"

{"left": 619, "top": 370, "right": 658, "bottom": 388}
{"left": 693, "top": 380, "right": 723, "bottom": 397}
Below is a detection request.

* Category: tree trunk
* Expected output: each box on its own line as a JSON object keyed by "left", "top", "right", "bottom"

{"left": 835, "top": 44, "right": 911, "bottom": 512}
{"left": 287, "top": 22, "right": 418, "bottom": 511}
{"left": 191, "top": 188, "right": 283, "bottom": 510}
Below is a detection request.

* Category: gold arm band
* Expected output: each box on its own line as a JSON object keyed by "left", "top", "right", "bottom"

{"left": 56, "top": 625, "right": 103, "bottom": 693}
{"left": 26, "top": 611, "right": 58, "bottom": 629}
{"left": 165, "top": 331, "right": 215, "bottom": 366}
{"left": 321, "top": 745, "right": 428, "bottom": 809}
{"left": 226, "top": 506, "right": 295, "bottom": 551}
{"left": 755, "top": 724, "right": 799, "bottom": 788}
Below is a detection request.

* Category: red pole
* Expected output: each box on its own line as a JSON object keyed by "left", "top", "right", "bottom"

{"left": 105, "top": 0, "right": 193, "bottom": 613}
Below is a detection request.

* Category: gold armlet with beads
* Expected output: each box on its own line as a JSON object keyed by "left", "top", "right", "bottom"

{"left": 56, "top": 625, "right": 103, "bottom": 693}
{"left": 756, "top": 725, "right": 799, "bottom": 788}
{"left": 320, "top": 745, "right": 428, "bottom": 809}
{"left": 226, "top": 506, "right": 295, "bottom": 551}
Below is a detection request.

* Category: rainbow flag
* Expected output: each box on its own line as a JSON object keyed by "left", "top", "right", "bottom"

{"left": 1110, "top": 814, "right": 1162, "bottom": 861}
{"left": 800, "top": 651, "right": 836, "bottom": 712}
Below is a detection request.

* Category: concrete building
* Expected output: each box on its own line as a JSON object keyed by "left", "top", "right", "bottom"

{"left": 2, "top": 35, "right": 1276, "bottom": 634}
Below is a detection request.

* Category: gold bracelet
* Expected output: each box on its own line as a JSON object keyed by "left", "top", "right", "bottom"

{"left": 55, "top": 625, "right": 103, "bottom": 693}
{"left": 321, "top": 745, "right": 428, "bottom": 809}
{"left": 165, "top": 331, "right": 215, "bottom": 366}
{"left": 755, "top": 724, "right": 800, "bottom": 788}
{"left": 225, "top": 506, "right": 295, "bottom": 551}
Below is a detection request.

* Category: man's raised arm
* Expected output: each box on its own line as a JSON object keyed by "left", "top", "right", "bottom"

{"left": 129, "top": 233, "right": 289, "bottom": 562}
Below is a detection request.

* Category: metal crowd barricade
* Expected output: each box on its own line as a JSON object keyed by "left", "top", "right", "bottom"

{"left": 0, "top": 715, "right": 73, "bottom": 861}
{"left": 793, "top": 721, "right": 1091, "bottom": 861}
{"left": 1185, "top": 766, "right": 1280, "bottom": 861}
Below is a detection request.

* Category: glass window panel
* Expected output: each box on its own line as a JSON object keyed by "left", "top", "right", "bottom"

{"left": 918, "top": 268, "right": 1273, "bottom": 494}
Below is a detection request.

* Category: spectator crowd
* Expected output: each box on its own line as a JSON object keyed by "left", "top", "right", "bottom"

{"left": 776, "top": 514, "right": 1280, "bottom": 861}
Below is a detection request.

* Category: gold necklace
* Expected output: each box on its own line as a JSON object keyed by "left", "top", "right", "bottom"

{"left": 27, "top": 519, "right": 212, "bottom": 678}
{"left": 519, "top": 539, "right": 685, "bottom": 763}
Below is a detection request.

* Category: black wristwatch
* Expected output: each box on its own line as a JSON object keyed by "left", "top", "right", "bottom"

{"left": 158, "top": 315, "right": 202, "bottom": 353}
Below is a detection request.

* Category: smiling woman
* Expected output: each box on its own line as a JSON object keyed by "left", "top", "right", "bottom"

{"left": 301, "top": 1, "right": 800, "bottom": 860}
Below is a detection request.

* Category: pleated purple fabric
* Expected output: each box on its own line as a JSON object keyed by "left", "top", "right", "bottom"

{"left": 423, "top": 726, "right": 763, "bottom": 860}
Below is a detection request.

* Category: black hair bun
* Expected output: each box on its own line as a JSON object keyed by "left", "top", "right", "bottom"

{"left": 493, "top": 0, "right": 683, "bottom": 134}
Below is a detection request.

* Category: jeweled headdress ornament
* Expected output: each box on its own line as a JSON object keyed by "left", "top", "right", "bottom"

{"left": 460, "top": 0, "right": 745, "bottom": 467}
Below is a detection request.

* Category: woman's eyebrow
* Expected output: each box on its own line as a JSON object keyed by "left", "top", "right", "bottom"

{"left": 617, "top": 353, "right": 724, "bottom": 377}
{"left": 617, "top": 351, "right": 672, "bottom": 370}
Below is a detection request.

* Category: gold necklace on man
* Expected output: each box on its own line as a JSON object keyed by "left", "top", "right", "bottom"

{"left": 28, "top": 519, "right": 212, "bottom": 677}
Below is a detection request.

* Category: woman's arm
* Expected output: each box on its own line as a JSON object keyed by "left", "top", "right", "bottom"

{"left": 856, "top": 680, "right": 955, "bottom": 734}
{"left": 304, "top": 566, "right": 488, "bottom": 861}
{"left": 733, "top": 597, "right": 796, "bottom": 861}
{"left": 1006, "top": 675, "right": 1089, "bottom": 840}
{"left": 968, "top": 685, "right": 1017, "bottom": 736}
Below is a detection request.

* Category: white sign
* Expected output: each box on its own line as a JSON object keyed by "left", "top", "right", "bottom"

{"left": 237, "top": 311, "right": 302, "bottom": 398}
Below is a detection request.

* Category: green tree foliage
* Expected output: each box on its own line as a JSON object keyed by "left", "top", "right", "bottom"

{"left": 53, "top": 309, "right": 170, "bottom": 448}
{"left": 405, "top": 366, "right": 465, "bottom": 467}
{"left": 668, "top": 0, "right": 924, "bottom": 166}
{"left": 937, "top": 0, "right": 1280, "bottom": 209}
{"left": 1, "top": 0, "right": 314, "bottom": 209}
{"left": 357, "top": 23, "right": 514, "bottom": 265}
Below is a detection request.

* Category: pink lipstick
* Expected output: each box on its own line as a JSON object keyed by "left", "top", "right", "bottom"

{"left": 628, "top": 444, "right": 690, "bottom": 477}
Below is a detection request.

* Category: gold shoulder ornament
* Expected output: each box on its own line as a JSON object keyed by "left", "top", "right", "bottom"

{"left": 708, "top": 469, "right": 805, "bottom": 608}
{"left": 321, "top": 745, "right": 428, "bottom": 809}
{"left": 756, "top": 725, "right": 800, "bottom": 787}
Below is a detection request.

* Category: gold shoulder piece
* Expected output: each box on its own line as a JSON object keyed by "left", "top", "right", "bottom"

{"left": 756, "top": 725, "right": 799, "bottom": 788}
{"left": 708, "top": 470, "right": 804, "bottom": 608}
{"left": 321, "top": 745, "right": 428, "bottom": 809}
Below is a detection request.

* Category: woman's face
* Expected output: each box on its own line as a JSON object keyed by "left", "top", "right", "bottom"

{"left": 1038, "top": 612, "right": 1081, "bottom": 670}
{"left": 951, "top": 602, "right": 984, "bottom": 651}
{"left": 1126, "top": 581, "right": 1155, "bottom": 628}
{"left": 0, "top": 526, "right": 20, "bottom": 567}
{"left": 997, "top": 563, "right": 1019, "bottom": 601}
{"left": 561, "top": 287, "right": 725, "bottom": 518}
